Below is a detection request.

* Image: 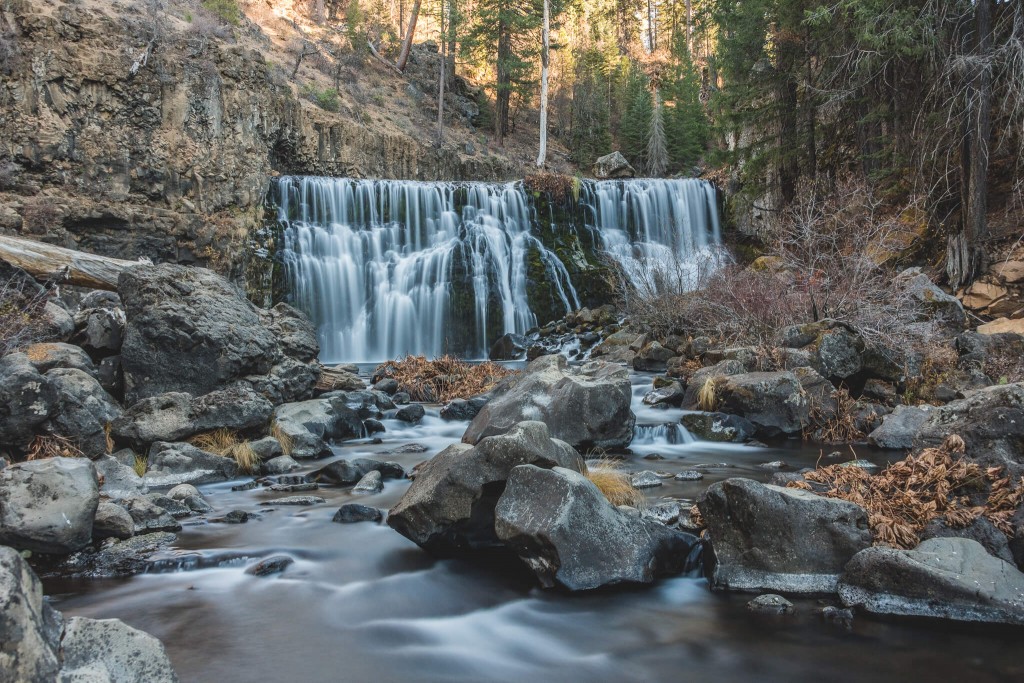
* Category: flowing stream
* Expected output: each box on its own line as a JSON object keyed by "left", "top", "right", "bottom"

{"left": 278, "top": 177, "right": 721, "bottom": 363}
{"left": 46, "top": 372, "right": 1022, "bottom": 683}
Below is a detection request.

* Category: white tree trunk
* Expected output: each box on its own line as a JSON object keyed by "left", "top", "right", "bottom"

{"left": 0, "top": 235, "right": 144, "bottom": 291}
{"left": 536, "top": 0, "right": 550, "bottom": 168}
{"left": 437, "top": 1, "right": 446, "bottom": 145}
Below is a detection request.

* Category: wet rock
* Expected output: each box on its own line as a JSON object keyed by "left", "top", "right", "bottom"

{"left": 392, "top": 391, "right": 412, "bottom": 405}
{"left": 0, "top": 457, "right": 99, "bottom": 554}
{"left": 489, "top": 333, "right": 529, "bottom": 360}
{"left": 641, "top": 501, "right": 681, "bottom": 525}
{"left": 374, "top": 378, "right": 400, "bottom": 395}
{"left": 245, "top": 555, "right": 294, "bottom": 577}
{"left": 388, "top": 421, "right": 583, "bottom": 555}
{"left": 92, "top": 501, "right": 135, "bottom": 541}
{"left": 259, "top": 495, "right": 325, "bottom": 506}
{"left": 0, "top": 353, "right": 57, "bottom": 449}
{"left": 249, "top": 436, "right": 283, "bottom": 462}
{"left": 23, "top": 342, "right": 97, "bottom": 378}
{"left": 333, "top": 504, "right": 384, "bottom": 524}
{"left": 920, "top": 517, "right": 1014, "bottom": 565}
{"left": 214, "top": 510, "right": 252, "bottom": 524}
{"left": 675, "top": 470, "right": 704, "bottom": 481}
{"left": 633, "top": 342, "right": 676, "bottom": 372}
{"left": 44, "top": 367, "right": 122, "bottom": 458}
{"left": 352, "top": 470, "right": 383, "bottom": 494}
{"left": 714, "top": 372, "right": 811, "bottom": 437}
{"left": 395, "top": 403, "right": 426, "bottom": 423}
{"left": 759, "top": 461, "right": 787, "bottom": 470}
{"left": 272, "top": 396, "right": 364, "bottom": 459}
{"left": 0, "top": 546, "right": 61, "bottom": 681}
{"left": 58, "top": 615, "right": 178, "bottom": 682}
{"left": 383, "top": 443, "right": 428, "bottom": 455}
{"left": 643, "top": 381, "right": 685, "bottom": 407}
{"left": 839, "top": 538, "right": 1024, "bottom": 624}
{"left": 440, "top": 397, "right": 489, "bottom": 421}
{"left": 364, "top": 418, "right": 385, "bottom": 434}
{"left": 112, "top": 387, "right": 273, "bottom": 449}
{"left": 167, "top": 483, "right": 201, "bottom": 501}
{"left": 816, "top": 329, "right": 863, "bottom": 381}
{"left": 464, "top": 355, "right": 635, "bottom": 451}
{"left": 630, "top": 471, "right": 663, "bottom": 489}
{"left": 121, "top": 496, "right": 182, "bottom": 533}
{"left": 146, "top": 493, "right": 192, "bottom": 519}
{"left": 183, "top": 495, "right": 213, "bottom": 515}
{"left": 143, "top": 441, "right": 239, "bottom": 487}
{"left": 94, "top": 453, "right": 147, "bottom": 500}
{"left": 746, "top": 594, "right": 795, "bottom": 615}
{"left": 867, "top": 405, "right": 935, "bottom": 450}
{"left": 681, "top": 360, "right": 747, "bottom": 408}
{"left": 269, "top": 482, "right": 318, "bottom": 492}
{"left": 312, "top": 458, "right": 404, "bottom": 486}
{"left": 494, "top": 465, "right": 699, "bottom": 590}
{"left": 698, "top": 478, "right": 871, "bottom": 593}
{"left": 262, "top": 455, "right": 301, "bottom": 475}
{"left": 820, "top": 605, "right": 854, "bottom": 629}
{"left": 681, "top": 412, "right": 755, "bottom": 443}
{"left": 119, "top": 264, "right": 283, "bottom": 404}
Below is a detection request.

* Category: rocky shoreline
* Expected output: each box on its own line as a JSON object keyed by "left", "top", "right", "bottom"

{"left": 3, "top": 257, "right": 1024, "bottom": 680}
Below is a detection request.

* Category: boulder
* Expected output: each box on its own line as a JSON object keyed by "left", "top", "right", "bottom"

{"left": 0, "top": 353, "right": 56, "bottom": 448}
{"left": 839, "top": 538, "right": 1024, "bottom": 625}
{"left": 793, "top": 366, "right": 838, "bottom": 423}
{"left": 23, "top": 342, "right": 97, "bottom": 378}
{"left": 395, "top": 403, "right": 426, "bottom": 423}
{"left": 93, "top": 454, "right": 147, "bottom": 500}
{"left": 92, "top": 501, "right": 135, "bottom": 541}
{"left": 921, "top": 516, "right": 1014, "bottom": 565}
{"left": 814, "top": 329, "right": 863, "bottom": 381}
{"left": 259, "top": 303, "right": 319, "bottom": 363}
{"left": 333, "top": 504, "right": 384, "bottom": 524}
{"left": 142, "top": 441, "right": 239, "bottom": 487}
{"left": 58, "top": 616, "right": 178, "bottom": 682}
{"left": 632, "top": 342, "right": 676, "bottom": 372}
{"left": 867, "top": 405, "right": 934, "bottom": 449}
{"left": 680, "top": 412, "right": 755, "bottom": 443}
{"left": 374, "top": 378, "right": 399, "bottom": 395}
{"left": 698, "top": 478, "right": 871, "bottom": 593}
{"left": 592, "top": 151, "right": 635, "bottom": 179}
{"left": 121, "top": 496, "right": 182, "bottom": 533}
{"left": 242, "top": 357, "right": 320, "bottom": 405}
{"left": 713, "top": 372, "right": 810, "bottom": 437}
{"left": 44, "top": 368, "right": 122, "bottom": 458}
{"left": 112, "top": 386, "right": 273, "bottom": 449}
{"left": 494, "top": 465, "right": 699, "bottom": 590}
{"left": 312, "top": 458, "right": 404, "bottom": 485}
{"left": 352, "top": 470, "right": 383, "bottom": 494}
{"left": 463, "top": 355, "right": 634, "bottom": 451}
{"left": 489, "top": 333, "right": 528, "bottom": 361}
{"left": 642, "top": 380, "right": 685, "bottom": 407}
{"left": 262, "top": 454, "right": 300, "bottom": 475}
{"left": 388, "top": 421, "right": 583, "bottom": 555}
{"left": 681, "top": 360, "right": 747, "bottom": 408}
{"left": 271, "top": 396, "right": 364, "bottom": 459}
{"left": 0, "top": 458, "right": 99, "bottom": 554}
{"left": 0, "top": 546, "right": 61, "bottom": 682}
{"left": 440, "top": 396, "right": 489, "bottom": 421}
{"left": 248, "top": 436, "right": 283, "bottom": 462}
{"left": 900, "top": 271, "right": 967, "bottom": 329}
{"left": 72, "top": 306, "right": 125, "bottom": 355}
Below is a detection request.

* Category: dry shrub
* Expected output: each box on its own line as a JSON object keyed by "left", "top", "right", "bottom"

{"left": 1, "top": 270, "right": 52, "bottom": 357}
{"left": 189, "top": 428, "right": 261, "bottom": 474}
{"left": 270, "top": 420, "right": 293, "bottom": 456}
{"left": 373, "top": 355, "right": 517, "bottom": 403}
{"left": 523, "top": 173, "right": 579, "bottom": 203}
{"left": 21, "top": 197, "right": 59, "bottom": 234}
{"left": 789, "top": 435, "right": 1024, "bottom": 549}
{"left": 584, "top": 458, "right": 645, "bottom": 508}
{"left": 809, "top": 387, "right": 864, "bottom": 444}
{"left": 26, "top": 434, "right": 84, "bottom": 460}
{"left": 696, "top": 377, "right": 718, "bottom": 411}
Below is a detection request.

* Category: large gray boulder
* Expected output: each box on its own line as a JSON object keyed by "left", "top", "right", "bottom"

{"left": 814, "top": 329, "right": 864, "bottom": 381}
{"left": 0, "top": 458, "right": 99, "bottom": 554}
{"left": 681, "top": 360, "right": 748, "bottom": 408}
{"left": 592, "top": 151, "right": 635, "bottom": 179}
{"left": 272, "top": 396, "right": 365, "bottom": 459}
{"left": 93, "top": 454, "right": 147, "bottom": 500}
{"left": 495, "top": 465, "right": 698, "bottom": 590}
{"left": 58, "top": 616, "right": 179, "bottom": 683}
{"left": 713, "top": 372, "right": 810, "bottom": 437}
{"left": 839, "top": 538, "right": 1024, "bottom": 625}
{"left": 867, "top": 405, "right": 935, "bottom": 450}
{"left": 698, "top": 478, "right": 871, "bottom": 593}
{"left": 463, "top": 355, "right": 634, "bottom": 451}
{"left": 0, "top": 546, "right": 61, "bottom": 683}
{"left": 142, "top": 441, "right": 239, "bottom": 487}
{"left": 111, "top": 386, "right": 273, "bottom": 448}
{"left": 388, "top": 421, "right": 583, "bottom": 555}
{"left": 44, "top": 368, "right": 122, "bottom": 458}
{"left": 118, "top": 264, "right": 318, "bottom": 405}
{"left": 0, "top": 353, "right": 56, "bottom": 449}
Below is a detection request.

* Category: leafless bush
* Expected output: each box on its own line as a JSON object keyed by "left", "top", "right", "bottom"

{"left": 0, "top": 269, "right": 51, "bottom": 357}
{"left": 21, "top": 197, "right": 59, "bottom": 234}
{"left": 620, "top": 181, "right": 936, "bottom": 352}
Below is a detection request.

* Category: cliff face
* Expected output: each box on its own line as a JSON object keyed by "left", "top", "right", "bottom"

{"left": 0, "top": 0, "right": 518, "bottom": 284}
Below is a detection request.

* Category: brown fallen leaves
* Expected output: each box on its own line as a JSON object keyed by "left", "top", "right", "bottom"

{"left": 26, "top": 434, "right": 85, "bottom": 460}
{"left": 789, "top": 435, "right": 1024, "bottom": 549}
{"left": 374, "top": 355, "right": 518, "bottom": 404}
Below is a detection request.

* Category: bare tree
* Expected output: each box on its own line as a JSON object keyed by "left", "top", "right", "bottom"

{"left": 536, "top": 0, "right": 550, "bottom": 167}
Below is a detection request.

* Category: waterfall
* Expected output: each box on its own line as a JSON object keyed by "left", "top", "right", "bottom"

{"left": 277, "top": 176, "right": 721, "bottom": 364}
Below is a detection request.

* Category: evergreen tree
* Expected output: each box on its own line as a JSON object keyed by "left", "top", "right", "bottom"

{"left": 619, "top": 65, "right": 651, "bottom": 169}
{"left": 646, "top": 89, "right": 668, "bottom": 176}
{"left": 664, "top": 37, "right": 707, "bottom": 171}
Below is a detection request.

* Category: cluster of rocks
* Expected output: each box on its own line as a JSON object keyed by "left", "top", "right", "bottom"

{"left": 389, "top": 356, "right": 700, "bottom": 590}
{"left": 488, "top": 305, "right": 620, "bottom": 362}
{"left": 696, "top": 477, "right": 1024, "bottom": 625}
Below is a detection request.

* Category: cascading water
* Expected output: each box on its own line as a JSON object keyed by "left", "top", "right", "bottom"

{"left": 277, "top": 176, "right": 721, "bottom": 363}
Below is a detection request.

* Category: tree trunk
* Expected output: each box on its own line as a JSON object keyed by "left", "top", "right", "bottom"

{"left": 496, "top": 18, "right": 511, "bottom": 144}
{"left": 536, "top": 0, "right": 550, "bottom": 167}
{"left": 395, "top": 0, "right": 422, "bottom": 72}
{"left": 647, "top": 0, "right": 656, "bottom": 52}
{"left": 437, "top": 1, "right": 446, "bottom": 146}
{"left": 685, "top": 0, "right": 692, "bottom": 55}
{"left": 778, "top": 77, "right": 799, "bottom": 205}
{"left": 0, "top": 236, "right": 142, "bottom": 291}
{"left": 948, "top": 0, "right": 993, "bottom": 288}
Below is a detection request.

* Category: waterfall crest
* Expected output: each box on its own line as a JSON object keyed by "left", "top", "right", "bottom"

{"left": 277, "top": 176, "right": 721, "bottom": 363}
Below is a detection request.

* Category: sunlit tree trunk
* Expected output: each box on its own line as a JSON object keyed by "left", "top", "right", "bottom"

{"left": 536, "top": 0, "right": 550, "bottom": 167}
{"left": 396, "top": 0, "right": 422, "bottom": 72}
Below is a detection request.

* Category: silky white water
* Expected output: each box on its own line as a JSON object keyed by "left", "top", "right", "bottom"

{"left": 278, "top": 177, "right": 721, "bottom": 363}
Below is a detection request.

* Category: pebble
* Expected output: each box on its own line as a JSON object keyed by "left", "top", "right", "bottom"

{"left": 641, "top": 502, "right": 681, "bottom": 525}
{"left": 674, "top": 470, "right": 704, "bottom": 481}
{"left": 630, "top": 471, "right": 663, "bottom": 489}
{"left": 333, "top": 504, "right": 384, "bottom": 524}
{"left": 820, "top": 606, "right": 854, "bottom": 630}
{"left": 245, "top": 555, "right": 294, "bottom": 577}
{"left": 758, "top": 461, "right": 787, "bottom": 470}
{"left": 746, "top": 594, "right": 795, "bottom": 614}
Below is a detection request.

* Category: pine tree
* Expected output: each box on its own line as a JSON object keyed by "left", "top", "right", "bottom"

{"left": 664, "top": 39, "right": 707, "bottom": 171}
{"left": 646, "top": 89, "right": 668, "bottom": 176}
{"left": 619, "top": 65, "right": 651, "bottom": 169}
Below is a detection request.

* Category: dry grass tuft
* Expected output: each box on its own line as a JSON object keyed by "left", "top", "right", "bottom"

{"left": 103, "top": 422, "right": 114, "bottom": 454}
{"left": 584, "top": 458, "right": 646, "bottom": 508}
{"left": 789, "top": 435, "right": 1024, "bottom": 549}
{"left": 270, "top": 420, "right": 293, "bottom": 456}
{"left": 189, "top": 428, "right": 262, "bottom": 474}
{"left": 696, "top": 378, "right": 718, "bottom": 411}
{"left": 133, "top": 454, "right": 148, "bottom": 477}
{"left": 374, "top": 355, "right": 518, "bottom": 403}
{"left": 26, "top": 434, "right": 84, "bottom": 460}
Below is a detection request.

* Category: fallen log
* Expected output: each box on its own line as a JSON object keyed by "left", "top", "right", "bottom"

{"left": 0, "top": 235, "right": 145, "bottom": 291}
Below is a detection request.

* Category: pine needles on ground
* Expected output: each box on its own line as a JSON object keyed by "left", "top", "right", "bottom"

{"left": 26, "top": 434, "right": 84, "bottom": 460}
